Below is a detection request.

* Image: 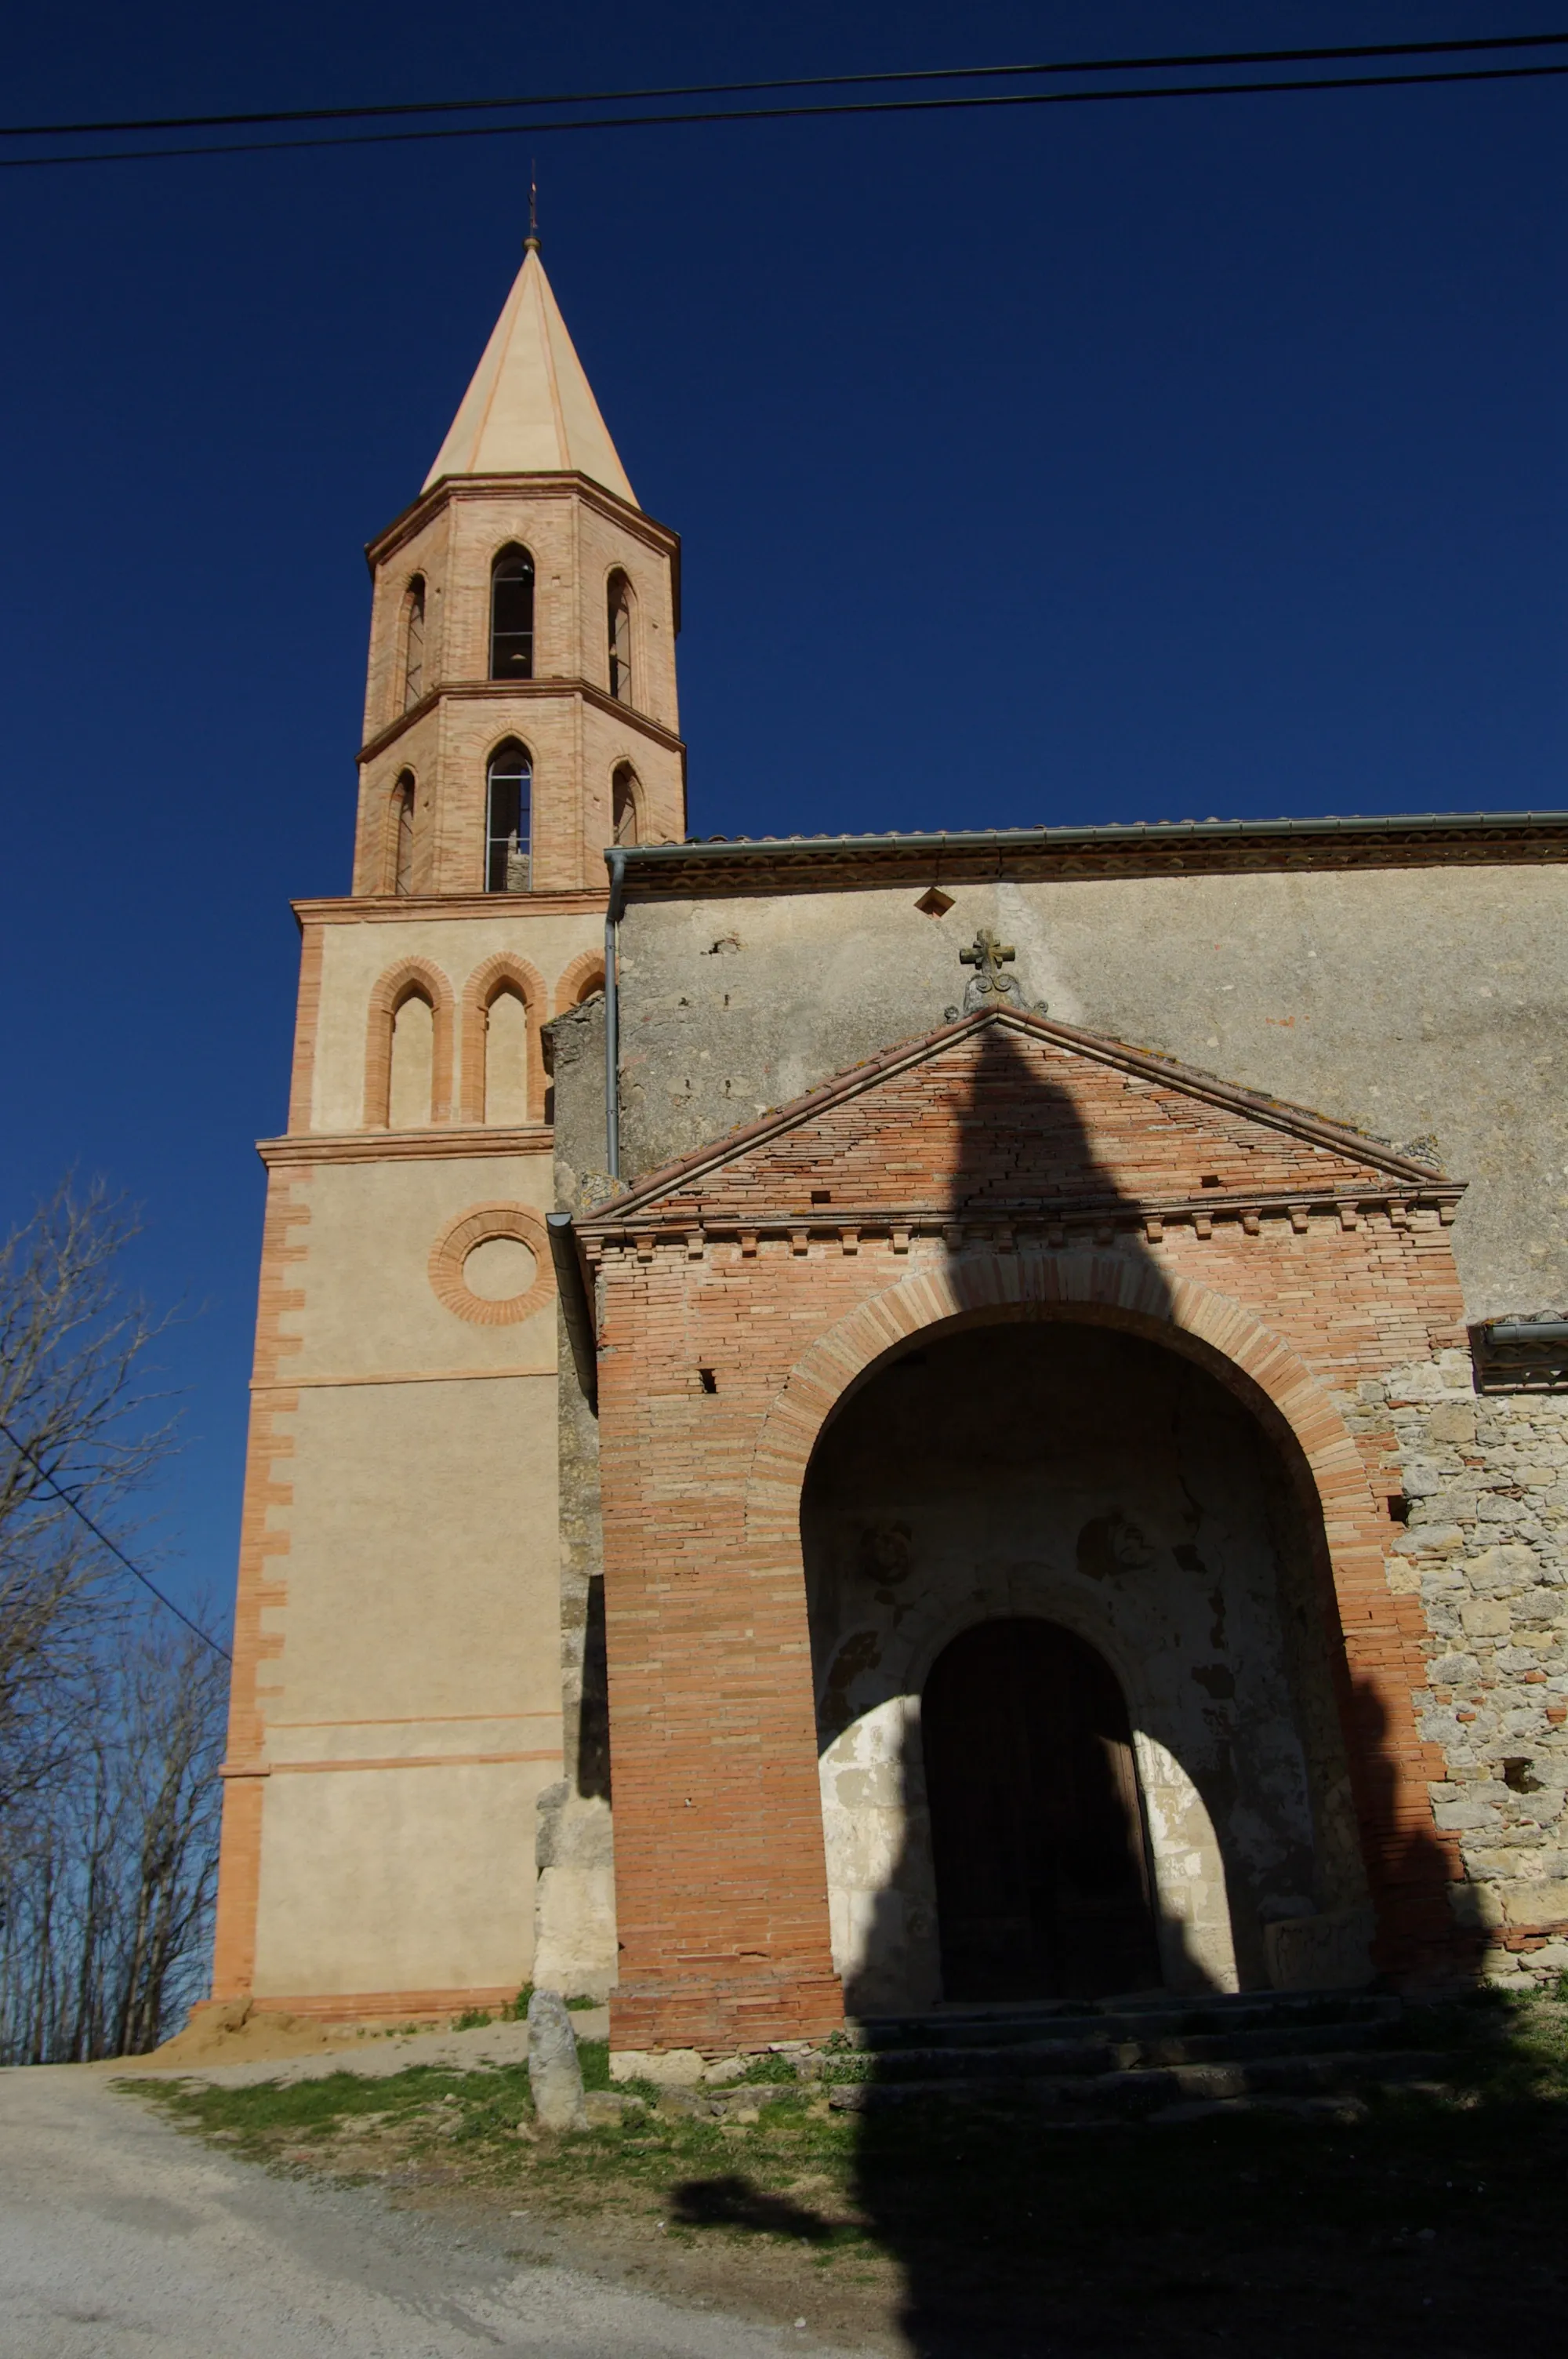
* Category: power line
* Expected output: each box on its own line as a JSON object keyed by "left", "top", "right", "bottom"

{"left": 0, "top": 1417, "right": 232, "bottom": 1664}
{"left": 5, "top": 56, "right": 1568, "bottom": 175}
{"left": 2, "top": 31, "right": 1566, "bottom": 141}
{"left": 4, "top": 56, "right": 1568, "bottom": 173}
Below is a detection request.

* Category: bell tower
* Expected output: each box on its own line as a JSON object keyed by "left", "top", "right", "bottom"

{"left": 350, "top": 231, "right": 684, "bottom": 898}
{"left": 209, "top": 238, "right": 680, "bottom": 2026}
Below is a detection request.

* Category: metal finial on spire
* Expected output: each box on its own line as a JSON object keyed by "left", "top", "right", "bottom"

{"left": 524, "top": 164, "right": 540, "bottom": 254}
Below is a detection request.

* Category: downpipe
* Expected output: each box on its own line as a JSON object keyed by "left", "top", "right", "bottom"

{"left": 604, "top": 849, "right": 626, "bottom": 1180}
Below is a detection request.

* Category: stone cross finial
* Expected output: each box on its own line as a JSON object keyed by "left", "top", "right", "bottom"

{"left": 946, "top": 927, "right": 1047, "bottom": 1020}
{"left": 959, "top": 929, "right": 1017, "bottom": 999}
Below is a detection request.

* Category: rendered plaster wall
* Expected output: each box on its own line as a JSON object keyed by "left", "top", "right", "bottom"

{"left": 249, "top": 1372, "right": 561, "bottom": 1997}
{"left": 252, "top": 1761, "right": 542, "bottom": 1999}
{"left": 615, "top": 864, "right": 1568, "bottom": 1320}
{"left": 800, "top": 1322, "right": 1366, "bottom": 2014}
{"left": 267, "top": 1152, "right": 557, "bottom": 1377}
{"left": 307, "top": 908, "right": 604, "bottom": 1134}
{"left": 244, "top": 1150, "right": 563, "bottom": 2001}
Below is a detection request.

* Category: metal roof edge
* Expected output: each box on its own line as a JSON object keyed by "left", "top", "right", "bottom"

{"left": 608, "top": 810, "right": 1568, "bottom": 898}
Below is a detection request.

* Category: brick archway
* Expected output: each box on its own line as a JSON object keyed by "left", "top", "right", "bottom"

{"left": 554, "top": 947, "right": 607, "bottom": 1016}
{"left": 742, "top": 1247, "right": 1452, "bottom": 1991}
{"left": 746, "top": 1250, "right": 1370, "bottom": 1550}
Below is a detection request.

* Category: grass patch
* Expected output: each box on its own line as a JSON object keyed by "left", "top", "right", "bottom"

{"left": 129, "top": 1993, "right": 1568, "bottom": 2354}
{"left": 735, "top": 2049, "right": 803, "bottom": 2085}
{"left": 134, "top": 2062, "right": 535, "bottom": 2158}
{"left": 575, "top": 2039, "right": 612, "bottom": 2091}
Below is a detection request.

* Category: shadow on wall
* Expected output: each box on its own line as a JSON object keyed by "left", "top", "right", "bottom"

{"left": 799, "top": 1020, "right": 1477, "bottom": 2019}
{"left": 808, "top": 1022, "right": 1496, "bottom": 2359}
{"left": 1347, "top": 1670, "right": 1489, "bottom": 1992}
{"left": 800, "top": 1023, "right": 1351, "bottom": 2012}
{"left": 676, "top": 1022, "right": 1501, "bottom": 2359}
{"left": 577, "top": 1572, "right": 611, "bottom": 1803}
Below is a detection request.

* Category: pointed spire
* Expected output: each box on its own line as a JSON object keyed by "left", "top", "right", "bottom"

{"left": 423, "top": 239, "right": 637, "bottom": 507}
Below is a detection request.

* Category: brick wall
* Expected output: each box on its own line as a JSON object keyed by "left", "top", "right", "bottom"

{"left": 583, "top": 1012, "right": 1478, "bottom": 2048}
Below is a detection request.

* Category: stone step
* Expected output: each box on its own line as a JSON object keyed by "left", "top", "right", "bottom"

{"left": 827, "top": 2046, "right": 1446, "bottom": 2115}
{"left": 833, "top": 2016, "right": 1400, "bottom": 2084}
{"left": 845, "top": 1990, "right": 1401, "bottom": 2052}
{"left": 1054, "top": 2046, "right": 1446, "bottom": 2110}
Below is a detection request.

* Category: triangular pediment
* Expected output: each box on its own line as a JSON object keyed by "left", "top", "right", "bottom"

{"left": 576, "top": 1007, "right": 1459, "bottom": 1241}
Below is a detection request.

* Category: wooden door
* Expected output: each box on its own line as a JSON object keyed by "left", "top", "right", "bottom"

{"left": 922, "top": 1618, "right": 1160, "bottom": 2002}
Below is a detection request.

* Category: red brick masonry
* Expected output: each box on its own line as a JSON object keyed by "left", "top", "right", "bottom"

{"left": 577, "top": 1009, "right": 1472, "bottom": 2052}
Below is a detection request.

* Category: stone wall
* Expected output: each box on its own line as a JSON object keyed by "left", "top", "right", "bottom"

{"left": 534, "top": 992, "right": 619, "bottom": 1997}
{"left": 1356, "top": 1349, "right": 1568, "bottom": 1986}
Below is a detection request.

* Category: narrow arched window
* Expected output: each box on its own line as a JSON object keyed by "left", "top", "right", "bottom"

{"left": 486, "top": 741, "right": 532, "bottom": 892}
{"left": 612, "top": 763, "right": 640, "bottom": 848}
{"left": 608, "top": 572, "right": 633, "bottom": 703}
{"left": 393, "top": 771, "right": 416, "bottom": 895}
{"left": 491, "top": 547, "right": 535, "bottom": 681}
{"left": 387, "top": 989, "right": 434, "bottom": 1128}
{"left": 484, "top": 987, "right": 531, "bottom": 1125}
{"left": 402, "top": 577, "right": 426, "bottom": 708}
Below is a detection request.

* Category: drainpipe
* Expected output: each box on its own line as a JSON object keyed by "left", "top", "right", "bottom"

{"left": 604, "top": 849, "right": 627, "bottom": 1180}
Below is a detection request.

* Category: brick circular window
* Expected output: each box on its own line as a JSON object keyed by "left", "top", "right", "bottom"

{"left": 428, "top": 1203, "right": 554, "bottom": 1326}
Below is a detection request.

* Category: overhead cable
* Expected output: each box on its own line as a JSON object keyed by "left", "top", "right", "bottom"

{"left": 4, "top": 47, "right": 1568, "bottom": 170}
{"left": 2, "top": 31, "right": 1566, "bottom": 141}
{"left": 0, "top": 1416, "right": 233, "bottom": 1663}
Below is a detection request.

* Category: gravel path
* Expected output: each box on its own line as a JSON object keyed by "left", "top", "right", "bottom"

{"left": 0, "top": 2064, "right": 851, "bottom": 2357}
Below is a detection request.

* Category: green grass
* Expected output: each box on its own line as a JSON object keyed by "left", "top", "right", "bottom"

{"left": 129, "top": 1992, "right": 1568, "bottom": 2353}
{"left": 734, "top": 2049, "right": 802, "bottom": 2085}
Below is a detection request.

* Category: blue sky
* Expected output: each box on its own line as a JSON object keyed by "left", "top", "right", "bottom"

{"left": 3, "top": 2, "right": 1564, "bottom": 1637}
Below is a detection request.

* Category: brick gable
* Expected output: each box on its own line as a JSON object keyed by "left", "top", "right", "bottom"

{"left": 584, "top": 1009, "right": 1459, "bottom": 1247}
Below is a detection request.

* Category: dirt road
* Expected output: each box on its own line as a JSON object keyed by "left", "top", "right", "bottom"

{"left": 0, "top": 2064, "right": 851, "bottom": 2357}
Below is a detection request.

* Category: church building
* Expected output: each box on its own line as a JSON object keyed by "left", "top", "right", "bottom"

{"left": 210, "top": 236, "right": 1568, "bottom": 2053}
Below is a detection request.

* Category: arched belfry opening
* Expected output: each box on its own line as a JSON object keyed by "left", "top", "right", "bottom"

{"left": 801, "top": 1314, "right": 1370, "bottom": 2017}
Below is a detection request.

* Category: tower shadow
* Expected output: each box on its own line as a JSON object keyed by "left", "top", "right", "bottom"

{"left": 791, "top": 1011, "right": 1488, "bottom": 2355}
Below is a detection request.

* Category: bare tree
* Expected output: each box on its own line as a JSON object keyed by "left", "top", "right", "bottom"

{"left": 0, "top": 1182, "right": 175, "bottom": 1814}
{"left": 111, "top": 1629, "right": 227, "bottom": 2055}
{"left": 0, "top": 1627, "right": 226, "bottom": 2063}
{"left": 0, "top": 1180, "right": 225, "bottom": 2063}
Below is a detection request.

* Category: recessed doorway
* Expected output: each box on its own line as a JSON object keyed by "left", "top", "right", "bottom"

{"left": 922, "top": 1616, "right": 1160, "bottom": 2002}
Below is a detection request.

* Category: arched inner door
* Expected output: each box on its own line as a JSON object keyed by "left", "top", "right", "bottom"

{"left": 922, "top": 1617, "right": 1160, "bottom": 2002}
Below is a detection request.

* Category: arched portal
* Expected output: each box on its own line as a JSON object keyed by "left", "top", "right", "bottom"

{"left": 923, "top": 1617, "right": 1160, "bottom": 2001}
{"left": 801, "top": 1318, "right": 1370, "bottom": 2016}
